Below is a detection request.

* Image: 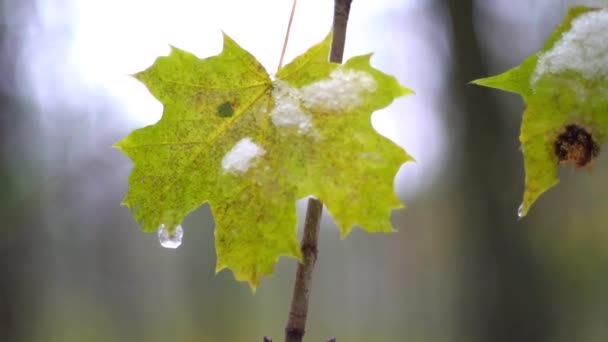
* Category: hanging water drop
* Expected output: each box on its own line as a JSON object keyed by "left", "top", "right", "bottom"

{"left": 157, "top": 224, "right": 183, "bottom": 249}
{"left": 517, "top": 204, "right": 525, "bottom": 218}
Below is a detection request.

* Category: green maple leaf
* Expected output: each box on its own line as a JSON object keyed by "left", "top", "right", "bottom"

{"left": 473, "top": 6, "right": 608, "bottom": 217}
{"left": 115, "top": 33, "right": 413, "bottom": 288}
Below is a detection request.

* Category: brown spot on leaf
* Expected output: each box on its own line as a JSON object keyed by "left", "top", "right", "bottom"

{"left": 217, "top": 101, "right": 235, "bottom": 118}
{"left": 554, "top": 124, "right": 599, "bottom": 168}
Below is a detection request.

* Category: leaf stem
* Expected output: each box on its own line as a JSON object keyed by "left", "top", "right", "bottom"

{"left": 278, "top": 0, "right": 298, "bottom": 72}
{"left": 283, "top": 2, "right": 352, "bottom": 342}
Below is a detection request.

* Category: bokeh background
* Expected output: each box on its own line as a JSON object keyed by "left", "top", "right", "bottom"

{"left": 2, "top": 0, "right": 608, "bottom": 341}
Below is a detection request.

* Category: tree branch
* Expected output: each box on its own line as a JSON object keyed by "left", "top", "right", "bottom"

{"left": 330, "top": 0, "right": 353, "bottom": 64}
{"left": 283, "top": 2, "right": 352, "bottom": 341}
{"left": 285, "top": 198, "right": 323, "bottom": 342}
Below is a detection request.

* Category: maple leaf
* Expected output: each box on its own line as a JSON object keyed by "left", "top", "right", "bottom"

{"left": 115, "top": 33, "right": 413, "bottom": 288}
{"left": 473, "top": 6, "right": 608, "bottom": 217}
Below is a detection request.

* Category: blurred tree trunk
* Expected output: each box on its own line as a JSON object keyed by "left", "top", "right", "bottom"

{"left": 0, "top": 3, "right": 37, "bottom": 340}
{"left": 0, "top": 86, "right": 26, "bottom": 342}
{"left": 444, "top": 1, "right": 556, "bottom": 341}
{"left": 0, "top": 10, "right": 18, "bottom": 336}
{"left": 0, "top": 100, "right": 19, "bottom": 342}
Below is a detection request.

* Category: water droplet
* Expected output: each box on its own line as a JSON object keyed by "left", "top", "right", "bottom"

{"left": 157, "top": 224, "right": 183, "bottom": 249}
{"left": 517, "top": 204, "right": 525, "bottom": 218}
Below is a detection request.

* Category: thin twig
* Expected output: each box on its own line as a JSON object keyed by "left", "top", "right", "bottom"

{"left": 278, "top": 0, "right": 298, "bottom": 72}
{"left": 284, "top": 198, "right": 323, "bottom": 342}
{"left": 283, "top": 2, "right": 353, "bottom": 341}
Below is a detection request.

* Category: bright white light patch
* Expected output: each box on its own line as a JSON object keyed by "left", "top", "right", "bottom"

{"left": 269, "top": 80, "right": 313, "bottom": 133}
{"left": 533, "top": 9, "right": 608, "bottom": 84}
{"left": 301, "top": 68, "right": 377, "bottom": 111}
{"left": 221, "top": 137, "right": 265, "bottom": 174}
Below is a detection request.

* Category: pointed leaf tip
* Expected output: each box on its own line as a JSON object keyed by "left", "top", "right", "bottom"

{"left": 221, "top": 32, "right": 238, "bottom": 49}
{"left": 112, "top": 141, "right": 124, "bottom": 151}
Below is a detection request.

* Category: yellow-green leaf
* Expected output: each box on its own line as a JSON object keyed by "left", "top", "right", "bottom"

{"left": 115, "top": 32, "right": 413, "bottom": 288}
{"left": 473, "top": 6, "right": 608, "bottom": 217}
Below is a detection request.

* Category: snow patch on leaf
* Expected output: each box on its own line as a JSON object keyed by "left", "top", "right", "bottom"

{"left": 301, "top": 68, "right": 377, "bottom": 111}
{"left": 269, "top": 68, "right": 377, "bottom": 134}
{"left": 533, "top": 8, "right": 608, "bottom": 84}
{"left": 270, "top": 80, "right": 313, "bottom": 133}
{"left": 221, "top": 137, "right": 265, "bottom": 174}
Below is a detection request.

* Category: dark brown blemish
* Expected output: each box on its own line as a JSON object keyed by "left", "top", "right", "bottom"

{"left": 217, "top": 101, "right": 235, "bottom": 118}
{"left": 554, "top": 124, "right": 599, "bottom": 168}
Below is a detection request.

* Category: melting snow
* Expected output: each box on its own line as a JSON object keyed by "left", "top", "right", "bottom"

{"left": 221, "top": 137, "right": 265, "bottom": 174}
{"left": 269, "top": 80, "right": 313, "bottom": 133}
{"left": 533, "top": 8, "right": 608, "bottom": 84}
{"left": 301, "top": 68, "right": 377, "bottom": 111}
{"left": 269, "top": 68, "right": 377, "bottom": 134}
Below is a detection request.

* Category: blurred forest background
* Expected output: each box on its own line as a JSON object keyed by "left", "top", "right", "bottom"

{"left": 2, "top": 0, "right": 608, "bottom": 341}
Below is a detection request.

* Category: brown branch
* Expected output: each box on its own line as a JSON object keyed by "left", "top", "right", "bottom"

{"left": 283, "top": 2, "right": 353, "bottom": 342}
{"left": 330, "top": 0, "right": 353, "bottom": 64}
{"left": 284, "top": 197, "right": 323, "bottom": 342}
